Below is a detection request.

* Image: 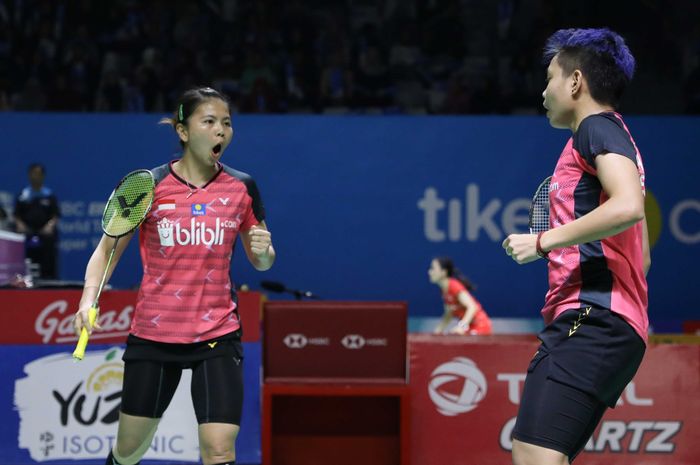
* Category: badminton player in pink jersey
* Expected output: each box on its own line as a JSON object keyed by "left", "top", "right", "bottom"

{"left": 429, "top": 257, "right": 492, "bottom": 335}
{"left": 502, "top": 29, "right": 651, "bottom": 464}
{"left": 73, "top": 87, "right": 274, "bottom": 465}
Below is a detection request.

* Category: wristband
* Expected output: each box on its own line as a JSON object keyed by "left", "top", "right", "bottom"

{"left": 536, "top": 232, "right": 550, "bottom": 260}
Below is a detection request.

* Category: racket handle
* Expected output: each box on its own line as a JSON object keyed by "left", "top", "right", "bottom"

{"left": 72, "top": 307, "right": 98, "bottom": 361}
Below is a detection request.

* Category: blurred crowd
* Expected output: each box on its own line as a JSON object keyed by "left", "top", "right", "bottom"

{"left": 1, "top": 0, "right": 699, "bottom": 115}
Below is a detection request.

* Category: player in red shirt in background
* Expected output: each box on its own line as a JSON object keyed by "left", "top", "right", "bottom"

{"left": 429, "top": 257, "right": 492, "bottom": 335}
{"left": 73, "top": 87, "right": 274, "bottom": 465}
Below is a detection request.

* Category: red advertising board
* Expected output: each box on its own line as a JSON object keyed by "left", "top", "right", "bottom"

{"left": 0, "top": 289, "right": 263, "bottom": 344}
{"left": 408, "top": 334, "right": 700, "bottom": 465}
{"left": 683, "top": 320, "right": 700, "bottom": 335}
{"left": 263, "top": 301, "right": 407, "bottom": 382}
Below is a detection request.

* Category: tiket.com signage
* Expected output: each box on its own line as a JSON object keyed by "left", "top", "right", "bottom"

{"left": 14, "top": 348, "right": 199, "bottom": 462}
{"left": 408, "top": 335, "right": 698, "bottom": 465}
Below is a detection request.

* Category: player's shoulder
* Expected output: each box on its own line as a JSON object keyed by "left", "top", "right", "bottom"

{"left": 219, "top": 163, "right": 261, "bottom": 196}
{"left": 148, "top": 162, "right": 171, "bottom": 185}
{"left": 448, "top": 278, "right": 465, "bottom": 292}
{"left": 220, "top": 163, "right": 255, "bottom": 184}
{"left": 577, "top": 112, "right": 625, "bottom": 136}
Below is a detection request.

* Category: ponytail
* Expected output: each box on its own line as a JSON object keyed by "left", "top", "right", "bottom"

{"left": 435, "top": 256, "right": 476, "bottom": 291}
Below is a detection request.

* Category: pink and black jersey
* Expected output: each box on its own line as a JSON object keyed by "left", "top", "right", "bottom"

{"left": 131, "top": 160, "right": 264, "bottom": 343}
{"left": 543, "top": 112, "right": 648, "bottom": 343}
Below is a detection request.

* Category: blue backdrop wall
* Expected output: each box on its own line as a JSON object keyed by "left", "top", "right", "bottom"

{"left": 1, "top": 114, "right": 697, "bottom": 328}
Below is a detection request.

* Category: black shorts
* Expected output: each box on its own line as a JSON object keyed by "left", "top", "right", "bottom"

{"left": 512, "top": 307, "right": 645, "bottom": 461}
{"left": 120, "top": 330, "right": 244, "bottom": 425}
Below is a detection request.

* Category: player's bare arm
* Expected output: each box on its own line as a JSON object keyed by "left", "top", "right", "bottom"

{"left": 451, "top": 291, "right": 478, "bottom": 334}
{"left": 74, "top": 231, "right": 135, "bottom": 336}
{"left": 641, "top": 216, "right": 651, "bottom": 275}
{"left": 434, "top": 305, "right": 453, "bottom": 334}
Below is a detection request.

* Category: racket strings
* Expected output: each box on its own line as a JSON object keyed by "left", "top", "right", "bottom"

{"left": 102, "top": 170, "right": 155, "bottom": 236}
{"left": 529, "top": 177, "right": 551, "bottom": 234}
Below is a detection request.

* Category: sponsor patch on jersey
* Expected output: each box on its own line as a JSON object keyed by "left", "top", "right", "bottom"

{"left": 191, "top": 203, "right": 206, "bottom": 216}
{"left": 158, "top": 199, "right": 176, "bottom": 210}
{"left": 157, "top": 218, "right": 174, "bottom": 246}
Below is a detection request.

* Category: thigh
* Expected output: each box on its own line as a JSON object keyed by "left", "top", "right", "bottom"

{"left": 121, "top": 359, "right": 182, "bottom": 418}
{"left": 512, "top": 352, "right": 608, "bottom": 461}
{"left": 190, "top": 355, "right": 244, "bottom": 425}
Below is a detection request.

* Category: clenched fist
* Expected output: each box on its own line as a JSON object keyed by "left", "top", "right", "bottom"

{"left": 248, "top": 226, "right": 272, "bottom": 257}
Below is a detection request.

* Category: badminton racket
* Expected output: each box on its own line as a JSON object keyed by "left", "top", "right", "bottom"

{"left": 73, "top": 169, "right": 155, "bottom": 360}
{"left": 529, "top": 176, "right": 551, "bottom": 234}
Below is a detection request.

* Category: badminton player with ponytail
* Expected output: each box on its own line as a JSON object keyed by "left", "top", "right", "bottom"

{"left": 73, "top": 86, "right": 275, "bottom": 465}
{"left": 429, "top": 257, "right": 492, "bottom": 335}
{"left": 502, "top": 29, "right": 650, "bottom": 465}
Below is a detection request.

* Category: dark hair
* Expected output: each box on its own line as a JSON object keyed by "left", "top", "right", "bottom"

{"left": 543, "top": 28, "right": 635, "bottom": 108}
{"left": 160, "top": 86, "right": 230, "bottom": 146}
{"left": 435, "top": 257, "right": 475, "bottom": 291}
{"left": 28, "top": 163, "right": 45, "bottom": 174}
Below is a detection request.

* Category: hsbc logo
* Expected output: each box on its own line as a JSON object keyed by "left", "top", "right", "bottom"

{"left": 341, "top": 334, "right": 365, "bottom": 349}
{"left": 283, "top": 334, "right": 307, "bottom": 349}
{"left": 283, "top": 333, "right": 330, "bottom": 349}
{"left": 429, "top": 357, "right": 487, "bottom": 416}
{"left": 341, "top": 334, "right": 388, "bottom": 349}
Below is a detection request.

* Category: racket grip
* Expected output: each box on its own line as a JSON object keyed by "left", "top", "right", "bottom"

{"left": 72, "top": 307, "right": 98, "bottom": 361}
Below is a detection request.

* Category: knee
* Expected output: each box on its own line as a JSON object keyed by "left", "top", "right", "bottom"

{"left": 114, "top": 426, "right": 157, "bottom": 464}
{"left": 199, "top": 439, "right": 235, "bottom": 464}
{"left": 115, "top": 437, "right": 143, "bottom": 458}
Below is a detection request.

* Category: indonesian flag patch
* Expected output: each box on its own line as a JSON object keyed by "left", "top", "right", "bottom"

{"left": 157, "top": 199, "right": 176, "bottom": 211}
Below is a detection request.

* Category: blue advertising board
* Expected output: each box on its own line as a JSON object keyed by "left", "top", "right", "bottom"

{"left": 0, "top": 114, "right": 697, "bottom": 328}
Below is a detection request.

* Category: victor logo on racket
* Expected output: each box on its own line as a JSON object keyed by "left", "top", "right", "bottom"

{"left": 117, "top": 192, "right": 148, "bottom": 217}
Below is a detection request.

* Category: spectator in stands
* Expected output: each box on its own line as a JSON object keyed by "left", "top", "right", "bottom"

{"left": 319, "top": 48, "right": 355, "bottom": 110}
{"left": 0, "top": 0, "right": 696, "bottom": 115}
{"left": 14, "top": 163, "right": 60, "bottom": 279}
{"left": 429, "top": 257, "right": 492, "bottom": 335}
{"left": 0, "top": 205, "right": 10, "bottom": 231}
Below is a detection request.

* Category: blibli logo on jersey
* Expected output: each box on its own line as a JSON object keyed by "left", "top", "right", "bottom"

{"left": 156, "top": 218, "right": 225, "bottom": 247}
{"left": 157, "top": 218, "right": 175, "bottom": 246}
{"left": 191, "top": 203, "right": 206, "bottom": 216}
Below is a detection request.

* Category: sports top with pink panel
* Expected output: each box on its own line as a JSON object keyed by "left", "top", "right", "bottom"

{"left": 542, "top": 112, "right": 648, "bottom": 343}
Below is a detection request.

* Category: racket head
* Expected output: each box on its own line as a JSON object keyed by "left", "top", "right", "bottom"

{"left": 102, "top": 169, "right": 155, "bottom": 237}
{"left": 528, "top": 176, "right": 552, "bottom": 234}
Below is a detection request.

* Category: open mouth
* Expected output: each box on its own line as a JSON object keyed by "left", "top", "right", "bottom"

{"left": 211, "top": 144, "right": 222, "bottom": 158}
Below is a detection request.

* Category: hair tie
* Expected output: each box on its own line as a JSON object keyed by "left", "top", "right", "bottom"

{"left": 178, "top": 104, "right": 184, "bottom": 122}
